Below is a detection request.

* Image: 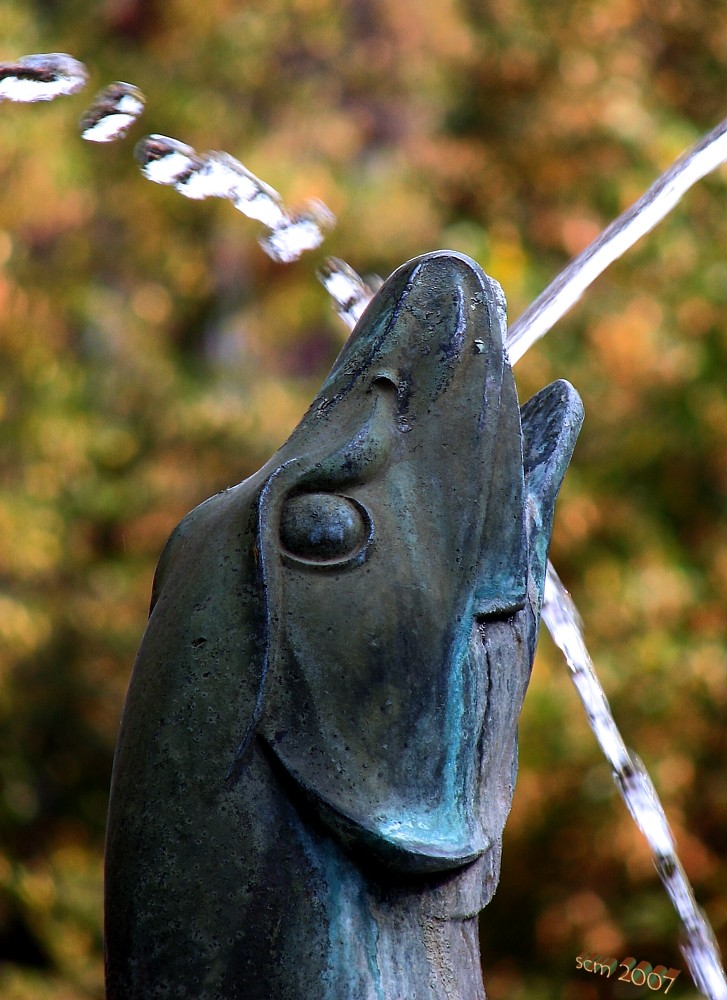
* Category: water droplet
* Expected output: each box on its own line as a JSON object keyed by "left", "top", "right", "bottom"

{"left": 233, "top": 180, "right": 286, "bottom": 228}
{"left": 176, "top": 151, "right": 257, "bottom": 201}
{"left": 135, "top": 134, "right": 201, "bottom": 185}
{"left": 0, "top": 52, "right": 88, "bottom": 103}
{"left": 79, "top": 81, "right": 145, "bottom": 142}
{"left": 260, "top": 200, "right": 335, "bottom": 263}
{"left": 317, "top": 257, "right": 376, "bottom": 329}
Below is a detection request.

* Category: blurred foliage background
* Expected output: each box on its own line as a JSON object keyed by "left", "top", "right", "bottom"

{"left": 0, "top": 0, "right": 726, "bottom": 997}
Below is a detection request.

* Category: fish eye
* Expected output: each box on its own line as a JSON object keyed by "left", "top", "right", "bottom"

{"left": 279, "top": 492, "right": 372, "bottom": 568}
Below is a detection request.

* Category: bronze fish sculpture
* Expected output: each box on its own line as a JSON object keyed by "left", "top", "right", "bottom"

{"left": 105, "top": 250, "right": 583, "bottom": 999}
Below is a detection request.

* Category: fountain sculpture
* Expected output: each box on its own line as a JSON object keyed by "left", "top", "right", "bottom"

{"left": 104, "top": 250, "right": 583, "bottom": 999}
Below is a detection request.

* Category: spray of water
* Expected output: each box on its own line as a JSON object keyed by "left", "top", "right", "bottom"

{"left": 317, "top": 257, "right": 380, "bottom": 329}
{"left": 134, "top": 134, "right": 334, "bottom": 262}
{"left": 260, "top": 200, "right": 336, "bottom": 264}
{"left": 2, "top": 56, "right": 335, "bottom": 263}
{"left": 0, "top": 53, "right": 88, "bottom": 103}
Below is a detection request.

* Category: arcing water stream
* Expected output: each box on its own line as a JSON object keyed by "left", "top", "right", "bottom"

{"left": 543, "top": 566, "right": 727, "bottom": 1000}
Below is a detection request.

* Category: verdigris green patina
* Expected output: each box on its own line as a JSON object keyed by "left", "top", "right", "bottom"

{"left": 104, "top": 251, "right": 583, "bottom": 999}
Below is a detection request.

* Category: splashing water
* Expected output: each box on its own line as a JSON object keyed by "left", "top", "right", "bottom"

{"left": 543, "top": 564, "right": 727, "bottom": 1000}
{"left": 134, "top": 136, "right": 285, "bottom": 223}
{"left": 4, "top": 65, "right": 333, "bottom": 263}
{"left": 182, "top": 152, "right": 260, "bottom": 202}
{"left": 317, "top": 257, "right": 380, "bottom": 329}
{"left": 134, "top": 134, "right": 334, "bottom": 262}
{"left": 260, "top": 200, "right": 335, "bottom": 264}
{"left": 0, "top": 53, "right": 88, "bottom": 103}
{"left": 135, "top": 134, "right": 203, "bottom": 185}
{"left": 80, "top": 82, "right": 145, "bottom": 142}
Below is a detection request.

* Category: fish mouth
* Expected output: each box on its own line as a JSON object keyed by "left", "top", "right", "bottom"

{"left": 262, "top": 733, "right": 489, "bottom": 874}
{"left": 321, "top": 250, "right": 507, "bottom": 402}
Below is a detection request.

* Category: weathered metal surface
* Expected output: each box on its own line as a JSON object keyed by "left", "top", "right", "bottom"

{"left": 104, "top": 250, "right": 583, "bottom": 999}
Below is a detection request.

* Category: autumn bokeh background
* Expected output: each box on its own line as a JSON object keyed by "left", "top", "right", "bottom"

{"left": 2, "top": 1, "right": 727, "bottom": 997}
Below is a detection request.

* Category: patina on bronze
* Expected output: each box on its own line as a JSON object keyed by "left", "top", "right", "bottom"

{"left": 104, "top": 251, "right": 583, "bottom": 999}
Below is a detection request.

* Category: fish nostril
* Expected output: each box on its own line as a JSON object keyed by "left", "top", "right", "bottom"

{"left": 370, "top": 373, "right": 398, "bottom": 393}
